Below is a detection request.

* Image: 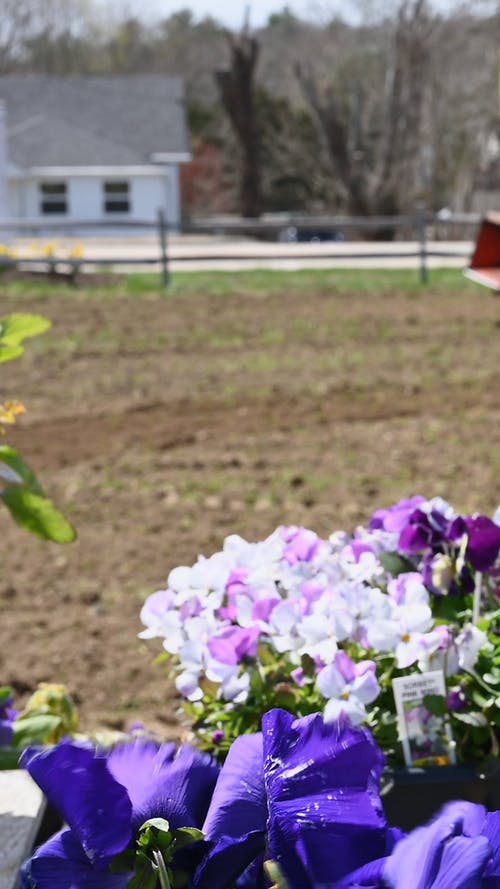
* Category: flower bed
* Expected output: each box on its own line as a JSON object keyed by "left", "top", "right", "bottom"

{"left": 140, "top": 496, "right": 500, "bottom": 766}
{"left": 11, "top": 495, "right": 500, "bottom": 887}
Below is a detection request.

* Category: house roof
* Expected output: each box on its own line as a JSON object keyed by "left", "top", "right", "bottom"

{"left": 0, "top": 76, "right": 190, "bottom": 170}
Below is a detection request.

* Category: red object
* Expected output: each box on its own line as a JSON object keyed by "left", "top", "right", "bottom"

{"left": 465, "top": 212, "right": 500, "bottom": 289}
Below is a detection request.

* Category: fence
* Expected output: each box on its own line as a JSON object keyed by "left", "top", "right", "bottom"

{"left": 0, "top": 208, "right": 482, "bottom": 287}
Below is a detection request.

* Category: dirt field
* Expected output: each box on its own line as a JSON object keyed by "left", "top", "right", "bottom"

{"left": 1, "top": 269, "right": 499, "bottom": 740}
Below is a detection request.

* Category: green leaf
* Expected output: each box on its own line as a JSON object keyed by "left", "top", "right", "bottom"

{"left": 0, "top": 746, "right": 21, "bottom": 769}
{"left": 198, "top": 677, "right": 219, "bottom": 698}
{"left": 257, "top": 642, "right": 277, "bottom": 667}
{"left": 0, "top": 314, "right": 51, "bottom": 346}
{"left": 152, "top": 652, "right": 170, "bottom": 666}
{"left": 423, "top": 694, "right": 448, "bottom": 717}
{"left": 1, "top": 486, "right": 76, "bottom": 542}
{"left": 12, "top": 714, "right": 61, "bottom": 746}
{"left": 0, "top": 686, "right": 13, "bottom": 707}
{"left": 0, "top": 344, "right": 24, "bottom": 363}
{"left": 471, "top": 690, "right": 494, "bottom": 710}
{"left": 171, "top": 827, "right": 203, "bottom": 852}
{"left": 379, "top": 552, "right": 415, "bottom": 577}
{"left": 432, "top": 596, "right": 466, "bottom": 623}
{"left": 274, "top": 689, "right": 297, "bottom": 710}
{"left": 125, "top": 854, "right": 157, "bottom": 889}
{"left": 140, "top": 819, "right": 171, "bottom": 835}
{"left": 483, "top": 673, "right": 500, "bottom": 686}
{"left": 109, "top": 850, "right": 136, "bottom": 874}
{"left": 452, "top": 711, "right": 488, "bottom": 728}
{"left": 300, "top": 653, "right": 316, "bottom": 677}
{"left": 0, "top": 446, "right": 44, "bottom": 494}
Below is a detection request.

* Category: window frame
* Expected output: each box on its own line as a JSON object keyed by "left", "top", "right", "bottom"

{"left": 39, "top": 181, "right": 68, "bottom": 216}
{"left": 103, "top": 180, "right": 130, "bottom": 215}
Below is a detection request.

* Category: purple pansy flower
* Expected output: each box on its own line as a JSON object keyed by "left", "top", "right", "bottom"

{"left": 451, "top": 515, "right": 500, "bottom": 573}
{"left": 446, "top": 685, "right": 467, "bottom": 712}
{"left": 398, "top": 508, "right": 451, "bottom": 555}
{"left": 20, "top": 738, "right": 219, "bottom": 889}
{"left": 336, "top": 801, "right": 500, "bottom": 889}
{"left": 194, "top": 708, "right": 389, "bottom": 889}
{"left": 316, "top": 652, "right": 380, "bottom": 725}
{"left": 369, "top": 497, "right": 426, "bottom": 533}
{"left": 0, "top": 691, "right": 17, "bottom": 746}
{"left": 280, "top": 526, "right": 323, "bottom": 564}
{"left": 347, "top": 539, "right": 377, "bottom": 562}
{"left": 207, "top": 626, "right": 260, "bottom": 665}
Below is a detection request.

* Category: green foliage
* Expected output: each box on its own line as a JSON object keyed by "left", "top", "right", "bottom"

{"left": 0, "top": 313, "right": 76, "bottom": 542}
{"left": 0, "top": 313, "right": 51, "bottom": 362}
{"left": 12, "top": 714, "right": 62, "bottom": 746}
{"left": 423, "top": 694, "right": 448, "bottom": 717}
{"left": 114, "top": 818, "right": 204, "bottom": 889}
{"left": 1, "top": 484, "right": 76, "bottom": 542}
{"left": 0, "top": 445, "right": 44, "bottom": 492}
{"left": 0, "top": 683, "right": 79, "bottom": 768}
{"left": 378, "top": 551, "right": 416, "bottom": 577}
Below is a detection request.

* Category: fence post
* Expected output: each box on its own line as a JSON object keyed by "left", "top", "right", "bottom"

{"left": 157, "top": 209, "right": 169, "bottom": 288}
{"left": 416, "top": 202, "right": 428, "bottom": 284}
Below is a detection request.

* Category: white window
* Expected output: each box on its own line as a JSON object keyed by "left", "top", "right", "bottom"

{"left": 103, "top": 181, "right": 130, "bottom": 214}
{"left": 39, "top": 182, "right": 67, "bottom": 215}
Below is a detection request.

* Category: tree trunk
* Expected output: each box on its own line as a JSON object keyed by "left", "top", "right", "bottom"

{"left": 215, "top": 32, "right": 261, "bottom": 218}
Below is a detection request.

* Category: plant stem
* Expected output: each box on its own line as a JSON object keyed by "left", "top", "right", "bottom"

{"left": 153, "top": 850, "right": 171, "bottom": 889}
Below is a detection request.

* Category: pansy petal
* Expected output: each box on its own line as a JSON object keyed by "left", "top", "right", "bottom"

{"left": 235, "top": 853, "right": 266, "bottom": 889}
{"left": 383, "top": 804, "right": 488, "bottom": 889}
{"left": 316, "top": 664, "right": 346, "bottom": 700}
{"left": 202, "top": 733, "right": 266, "bottom": 840}
{"left": 194, "top": 734, "right": 266, "bottom": 888}
{"left": 193, "top": 830, "right": 265, "bottom": 889}
{"left": 106, "top": 739, "right": 175, "bottom": 819}
{"left": 436, "top": 801, "right": 486, "bottom": 838}
{"left": 430, "top": 835, "right": 491, "bottom": 889}
{"left": 483, "top": 811, "right": 500, "bottom": 876}
{"left": 132, "top": 744, "right": 219, "bottom": 830}
{"left": 332, "top": 855, "right": 388, "bottom": 888}
{"left": 465, "top": 516, "right": 500, "bottom": 571}
{"left": 324, "top": 696, "right": 366, "bottom": 726}
{"left": 21, "top": 828, "right": 129, "bottom": 889}
{"left": 384, "top": 815, "right": 451, "bottom": 889}
{"left": 263, "top": 709, "right": 386, "bottom": 885}
{"left": 351, "top": 671, "right": 380, "bottom": 705}
{"left": 21, "top": 744, "right": 132, "bottom": 866}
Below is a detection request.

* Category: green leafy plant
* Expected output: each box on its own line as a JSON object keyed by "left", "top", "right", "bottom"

{"left": 0, "top": 312, "right": 76, "bottom": 542}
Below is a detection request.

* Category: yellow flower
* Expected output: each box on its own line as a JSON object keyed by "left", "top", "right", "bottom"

{"left": 20, "top": 682, "right": 79, "bottom": 743}
{"left": 0, "top": 400, "right": 25, "bottom": 432}
{"left": 42, "top": 242, "right": 57, "bottom": 259}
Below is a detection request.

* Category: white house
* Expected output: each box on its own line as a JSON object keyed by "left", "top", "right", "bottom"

{"left": 0, "top": 76, "right": 190, "bottom": 230}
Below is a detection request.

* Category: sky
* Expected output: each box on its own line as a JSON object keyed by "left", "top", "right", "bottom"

{"left": 103, "top": 1, "right": 369, "bottom": 28}
{"left": 102, "top": 0, "right": 486, "bottom": 30}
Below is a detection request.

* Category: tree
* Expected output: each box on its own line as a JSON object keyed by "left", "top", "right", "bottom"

{"left": 295, "top": 0, "right": 435, "bottom": 219}
{"left": 215, "top": 17, "right": 262, "bottom": 217}
{"left": 0, "top": 0, "right": 38, "bottom": 71}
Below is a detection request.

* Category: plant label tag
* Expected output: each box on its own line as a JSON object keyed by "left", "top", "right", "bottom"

{"left": 392, "top": 671, "right": 456, "bottom": 768}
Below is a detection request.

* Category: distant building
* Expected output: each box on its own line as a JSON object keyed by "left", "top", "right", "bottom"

{"left": 0, "top": 76, "right": 190, "bottom": 229}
